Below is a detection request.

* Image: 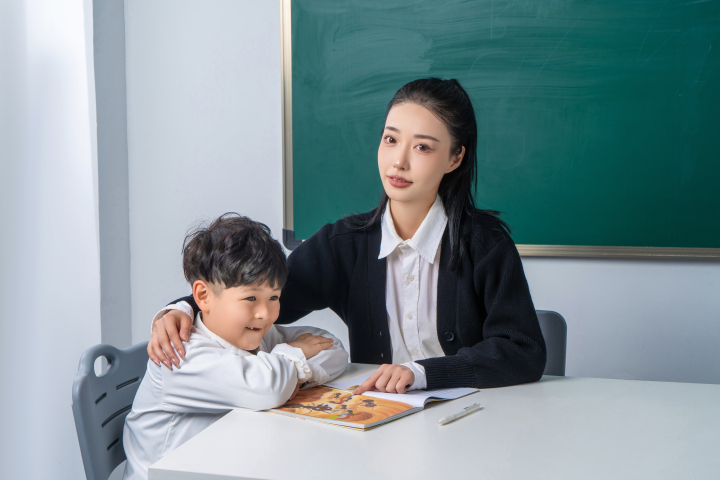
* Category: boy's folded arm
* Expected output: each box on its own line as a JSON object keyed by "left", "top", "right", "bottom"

{"left": 161, "top": 346, "right": 299, "bottom": 413}
{"left": 266, "top": 325, "right": 349, "bottom": 386}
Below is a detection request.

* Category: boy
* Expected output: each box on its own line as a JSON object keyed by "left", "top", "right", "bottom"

{"left": 122, "top": 214, "right": 348, "bottom": 480}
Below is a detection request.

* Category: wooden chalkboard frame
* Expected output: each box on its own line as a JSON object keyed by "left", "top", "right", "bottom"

{"left": 279, "top": 0, "right": 719, "bottom": 258}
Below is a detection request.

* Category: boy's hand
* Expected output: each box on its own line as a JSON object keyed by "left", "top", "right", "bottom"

{"left": 287, "top": 333, "right": 334, "bottom": 359}
{"left": 148, "top": 310, "right": 193, "bottom": 369}
{"left": 353, "top": 364, "right": 415, "bottom": 395}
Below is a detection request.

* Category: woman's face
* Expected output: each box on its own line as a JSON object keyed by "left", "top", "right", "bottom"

{"left": 378, "top": 102, "right": 464, "bottom": 208}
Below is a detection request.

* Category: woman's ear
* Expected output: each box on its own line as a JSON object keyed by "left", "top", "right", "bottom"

{"left": 446, "top": 146, "right": 465, "bottom": 173}
{"left": 192, "top": 280, "right": 212, "bottom": 313}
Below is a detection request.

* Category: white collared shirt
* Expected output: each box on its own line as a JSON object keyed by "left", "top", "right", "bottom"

{"left": 379, "top": 195, "right": 447, "bottom": 390}
{"left": 124, "top": 314, "right": 348, "bottom": 480}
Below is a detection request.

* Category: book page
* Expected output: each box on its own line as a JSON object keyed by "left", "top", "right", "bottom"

{"left": 362, "top": 388, "right": 479, "bottom": 408}
{"left": 323, "top": 369, "right": 377, "bottom": 391}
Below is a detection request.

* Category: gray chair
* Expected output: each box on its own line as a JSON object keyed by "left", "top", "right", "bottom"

{"left": 536, "top": 310, "right": 567, "bottom": 376}
{"left": 72, "top": 342, "right": 149, "bottom": 480}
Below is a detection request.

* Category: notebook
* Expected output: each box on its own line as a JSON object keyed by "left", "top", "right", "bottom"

{"left": 271, "top": 368, "right": 479, "bottom": 430}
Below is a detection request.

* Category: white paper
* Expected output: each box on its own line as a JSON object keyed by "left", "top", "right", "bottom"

{"left": 362, "top": 388, "right": 479, "bottom": 408}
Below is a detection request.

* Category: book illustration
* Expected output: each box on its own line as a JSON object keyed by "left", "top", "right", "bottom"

{"left": 275, "top": 386, "right": 414, "bottom": 426}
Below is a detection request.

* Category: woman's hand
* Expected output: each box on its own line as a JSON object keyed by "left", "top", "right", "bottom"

{"left": 148, "top": 310, "right": 193, "bottom": 369}
{"left": 287, "top": 333, "right": 334, "bottom": 360}
{"left": 353, "top": 364, "right": 415, "bottom": 395}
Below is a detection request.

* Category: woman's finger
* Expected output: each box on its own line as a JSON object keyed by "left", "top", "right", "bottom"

{"left": 353, "top": 367, "right": 385, "bottom": 394}
{"left": 373, "top": 370, "right": 394, "bottom": 392}
{"left": 151, "top": 322, "right": 173, "bottom": 368}
{"left": 396, "top": 370, "right": 414, "bottom": 394}
{"left": 152, "top": 342, "right": 172, "bottom": 369}
{"left": 156, "top": 322, "right": 178, "bottom": 369}
{"left": 165, "top": 323, "right": 186, "bottom": 362}
{"left": 179, "top": 314, "right": 193, "bottom": 342}
{"left": 147, "top": 342, "right": 160, "bottom": 366}
{"left": 384, "top": 369, "right": 404, "bottom": 393}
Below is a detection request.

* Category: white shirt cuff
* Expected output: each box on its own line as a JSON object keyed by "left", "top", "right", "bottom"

{"left": 402, "top": 361, "right": 427, "bottom": 390}
{"left": 151, "top": 301, "right": 194, "bottom": 333}
{"left": 271, "top": 343, "right": 313, "bottom": 383}
{"left": 304, "top": 362, "right": 329, "bottom": 388}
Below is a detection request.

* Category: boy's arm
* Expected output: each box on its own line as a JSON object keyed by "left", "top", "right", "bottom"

{"left": 264, "top": 325, "right": 349, "bottom": 387}
{"left": 160, "top": 341, "right": 305, "bottom": 413}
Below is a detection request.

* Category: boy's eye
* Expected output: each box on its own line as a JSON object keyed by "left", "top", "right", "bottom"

{"left": 270, "top": 295, "right": 279, "bottom": 301}
{"left": 244, "top": 296, "right": 256, "bottom": 301}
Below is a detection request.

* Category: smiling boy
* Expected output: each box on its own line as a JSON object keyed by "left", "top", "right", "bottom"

{"left": 122, "top": 214, "right": 348, "bottom": 480}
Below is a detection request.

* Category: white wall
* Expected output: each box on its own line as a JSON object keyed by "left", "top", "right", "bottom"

{"left": 123, "top": 0, "right": 720, "bottom": 384}
{"left": 524, "top": 258, "right": 720, "bottom": 384}
{"left": 0, "top": 0, "right": 102, "bottom": 479}
{"left": 125, "top": 0, "right": 287, "bottom": 343}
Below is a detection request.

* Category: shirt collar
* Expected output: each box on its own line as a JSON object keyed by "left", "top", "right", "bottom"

{"left": 194, "top": 312, "right": 242, "bottom": 354}
{"left": 378, "top": 195, "right": 448, "bottom": 264}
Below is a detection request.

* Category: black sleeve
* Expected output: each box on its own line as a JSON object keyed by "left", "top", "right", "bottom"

{"left": 417, "top": 238, "right": 547, "bottom": 389}
{"left": 167, "top": 295, "right": 198, "bottom": 318}
{"left": 276, "top": 224, "right": 352, "bottom": 325}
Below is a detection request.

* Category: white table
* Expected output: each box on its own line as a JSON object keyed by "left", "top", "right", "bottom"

{"left": 149, "top": 364, "right": 720, "bottom": 480}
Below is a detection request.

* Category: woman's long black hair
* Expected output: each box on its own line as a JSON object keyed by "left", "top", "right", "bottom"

{"left": 348, "top": 77, "right": 509, "bottom": 271}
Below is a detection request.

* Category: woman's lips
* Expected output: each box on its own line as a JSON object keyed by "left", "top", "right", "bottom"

{"left": 388, "top": 176, "right": 413, "bottom": 188}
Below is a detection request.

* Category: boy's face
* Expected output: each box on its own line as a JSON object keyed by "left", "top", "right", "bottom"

{"left": 194, "top": 281, "right": 281, "bottom": 351}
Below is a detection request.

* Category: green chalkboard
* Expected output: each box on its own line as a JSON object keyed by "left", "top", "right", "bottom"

{"left": 289, "top": 0, "right": 720, "bottom": 251}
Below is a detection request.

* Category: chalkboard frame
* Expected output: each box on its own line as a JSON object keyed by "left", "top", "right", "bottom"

{"left": 279, "top": 0, "right": 720, "bottom": 258}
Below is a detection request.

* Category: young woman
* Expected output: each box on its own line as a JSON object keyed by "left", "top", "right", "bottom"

{"left": 149, "top": 78, "right": 546, "bottom": 393}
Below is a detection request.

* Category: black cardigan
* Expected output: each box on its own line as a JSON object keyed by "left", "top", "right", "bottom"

{"left": 175, "top": 211, "right": 546, "bottom": 390}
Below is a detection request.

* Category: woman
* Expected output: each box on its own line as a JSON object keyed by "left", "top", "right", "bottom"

{"left": 149, "top": 78, "right": 546, "bottom": 392}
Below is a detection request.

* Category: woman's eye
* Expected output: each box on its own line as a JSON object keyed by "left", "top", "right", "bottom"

{"left": 384, "top": 135, "right": 396, "bottom": 144}
{"left": 416, "top": 144, "right": 430, "bottom": 152}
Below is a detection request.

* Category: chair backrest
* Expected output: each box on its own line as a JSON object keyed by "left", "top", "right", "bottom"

{"left": 72, "top": 342, "right": 149, "bottom": 480}
{"left": 536, "top": 310, "right": 567, "bottom": 376}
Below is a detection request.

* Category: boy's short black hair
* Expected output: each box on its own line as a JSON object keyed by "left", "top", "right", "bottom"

{"left": 182, "top": 213, "right": 288, "bottom": 291}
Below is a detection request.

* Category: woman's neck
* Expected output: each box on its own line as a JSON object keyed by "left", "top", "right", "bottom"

{"left": 388, "top": 195, "right": 436, "bottom": 240}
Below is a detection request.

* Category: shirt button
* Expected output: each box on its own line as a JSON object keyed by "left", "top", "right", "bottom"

{"left": 407, "top": 274, "right": 414, "bottom": 281}
{"left": 444, "top": 332, "right": 455, "bottom": 342}
{"left": 407, "top": 313, "right": 413, "bottom": 320}
{"left": 411, "top": 349, "right": 419, "bottom": 355}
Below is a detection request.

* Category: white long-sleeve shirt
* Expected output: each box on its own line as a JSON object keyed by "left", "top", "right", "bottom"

{"left": 124, "top": 315, "right": 348, "bottom": 480}
{"left": 379, "top": 195, "right": 447, "bottom": 390}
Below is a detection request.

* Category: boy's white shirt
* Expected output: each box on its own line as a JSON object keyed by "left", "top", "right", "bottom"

{"left": 124, "top": 314, "right": 348, "bottom": 480}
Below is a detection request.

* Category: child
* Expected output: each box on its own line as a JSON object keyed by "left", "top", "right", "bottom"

{"left": 122, "top": 214, "right": 348, "bottom": 480}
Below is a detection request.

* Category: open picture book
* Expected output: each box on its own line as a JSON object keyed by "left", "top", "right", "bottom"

{"left": 271, "top": 368, "right": 479, "bottom": 430}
